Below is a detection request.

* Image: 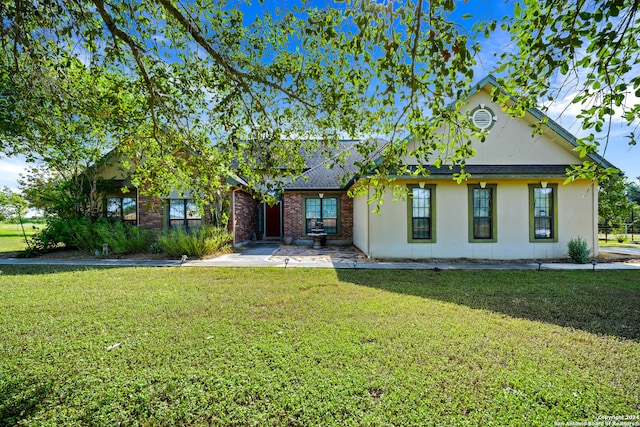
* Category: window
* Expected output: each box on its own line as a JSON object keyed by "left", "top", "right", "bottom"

{"left": 169, "top": 199, "right": 201, "bottom": 228}
{"left": 305, "top": 196, "right": 338, "bottom": 234}
{"left": 529, "top": 184, "right": 558, "bottom": 242}
{"left": 468, "top": 184, "right": 497, "bottom": 242}
{"left": 407, "top": 185, "right": 436, "bottom": 243}
{"left": 106, "top": 197, "right": 137, "bottom": 224}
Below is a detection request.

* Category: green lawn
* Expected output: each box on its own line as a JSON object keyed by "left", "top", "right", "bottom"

{"left": 1, "top": 267, "right": 639, "bottom": 426}
{"left": 0, "top": 222, "right": 40, "bottom": 253}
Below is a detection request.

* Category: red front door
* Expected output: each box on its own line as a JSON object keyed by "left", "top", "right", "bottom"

{"left": 265, "top": 203, "right": 281, "bottom": 238}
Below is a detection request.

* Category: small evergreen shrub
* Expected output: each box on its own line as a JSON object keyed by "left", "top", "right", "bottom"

{"left": 567, "top": 237, "right": 591, "bottom": 264}
{"left": 158, "top": 226, "right": 232, "bottom": 258}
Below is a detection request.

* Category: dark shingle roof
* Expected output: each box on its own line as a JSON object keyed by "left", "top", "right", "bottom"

{"left": 282, "top": 139, "right": 387, "bottom": 190}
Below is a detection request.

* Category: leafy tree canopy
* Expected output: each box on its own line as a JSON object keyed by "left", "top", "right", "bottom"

{"left": 625, "top": 177, "right": 640, "bottom": 205}
{"left": 599, "top": 175, "right": 632, "bottom": 227}
{"left": 1, "top": 0, "right": 638, "bottom": 202}
{"left": 0, "top": 185, "right": 27, "bottom": 222}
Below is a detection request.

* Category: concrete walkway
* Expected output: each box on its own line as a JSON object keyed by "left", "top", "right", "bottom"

{"left": 600, "top": 246, "right": 640, "bottom": 257}
{"left": 0, "top": 243, "right": 639, "bottom": 270}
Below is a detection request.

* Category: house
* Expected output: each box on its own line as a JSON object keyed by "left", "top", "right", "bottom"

{"left": 276, "top": 75, "right": 614, "bottom": 260}
{"left": 99, "top": 75, "right": 615, "bottom": 260}
{"left": 95, "top": 153, "right": 259, "bottom": 245}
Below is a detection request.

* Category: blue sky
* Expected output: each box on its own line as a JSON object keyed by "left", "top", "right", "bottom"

{"left": 1, "top": 0, "right": 638, "bottom": 193}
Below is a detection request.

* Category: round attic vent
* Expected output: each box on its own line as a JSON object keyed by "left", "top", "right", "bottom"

{"left": 471, "top": 105, "right": 496, "bottom": 130}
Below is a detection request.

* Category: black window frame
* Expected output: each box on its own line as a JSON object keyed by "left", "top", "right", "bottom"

{"left": 303, "top": 196, "right": 339, "bottom": 235}
{"left": 168, "top": 198, "right": 202, "bottom": 229}
{"left": 105, "top": 196, "right": 137, "bottom": 225}
{"left": 407, "top": 184, "right": 436, "bottom": 243}
{"left": 529, "top": 184, "right": 558, "bottom": 242}
{"left": 468, "top": 184, "right": 497, "bottom": 243}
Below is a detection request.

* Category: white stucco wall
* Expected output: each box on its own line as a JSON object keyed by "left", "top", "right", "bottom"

{"left": 401, "top": 87, "right": 580, "bottom": 167}
{"left": 354, "top": 83, "right": 602, "bottom": 260}
{"left": 353, "top": 179, "right": 598, "bottom": 260}
{"left": 352, "top": 187, "right": 370, "bottom": 255}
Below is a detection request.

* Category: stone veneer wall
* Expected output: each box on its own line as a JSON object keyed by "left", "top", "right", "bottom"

{"left": 231, "top": 189, "right": 259, "bottom": 244}
{"left": 282, "top": 192, "right": 353, "bottom": 244}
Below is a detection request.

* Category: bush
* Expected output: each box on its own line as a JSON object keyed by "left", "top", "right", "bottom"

{"left": 30, "top": 218, "right": 152, "bottom": 254}
{"left": 94, "top": 221, "right": 151, "bottom": 254}
{"left": 158, "top": 226, "right": 232, "bottom": 258}
{"left": 567, "top": 237, "right": 591, "bottom": 264}
{"left": 29, "top": 217, "right": 91, "bottom": 253}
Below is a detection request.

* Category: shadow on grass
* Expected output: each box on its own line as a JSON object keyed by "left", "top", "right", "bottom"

{"left": 0, "top": 265, "right": 119, "bottom": 276}
{"left": 336, "top": 269, "right": 640, "bottom": 341}
{"left": 0, "top": 376, "right": 51, "bottom": 425}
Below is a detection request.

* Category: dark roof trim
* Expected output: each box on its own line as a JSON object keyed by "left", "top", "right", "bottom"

{"left": 281, "top": 187, "right": 349, "bottom": 193}
{"left": 359, "top": 164, "right": 574, "bottom": 180}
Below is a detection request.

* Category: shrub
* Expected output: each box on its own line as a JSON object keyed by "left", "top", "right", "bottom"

{"left": 158, "top": 226, "right": 232, "bottom": 258}
{"left": 613, "top": 226, "right": 626, "bottom": 243}
{"left": 29, "top": 217, "right": 94, "bottom": 253}
{"left": 30, "top": 218, "right": 151, "bottom": 254}
{"left": 94, "top": 221, "right": 151, "bottom": 254}
{"left": 567, "top": 237, "right": 591, "bottom": 264}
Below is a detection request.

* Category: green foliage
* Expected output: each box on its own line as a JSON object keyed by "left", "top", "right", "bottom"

{"left": 626, "top": 177, "right": 640, "bottom": 205}
{"left": 599, "top": 176, "right": 633, "bottom": 227}
{"left": 567, "top": 237, "right": 591, "bottom": 264}
{"left": 0, "top": 267, "right": 639, "bottom": 425}
{"left": 0, "top": 186, "right": 27, "bottom": 222}
{"left": 157, "top": 225, "right": 232, "bottom": 258}
{"left": 30, "top": 218, "right": 152, "bottom": 254}
{"left": 0, "top": 0, "right": 488, "bottom": 202}
{"left": 0, "top": 187, "right": 32, "bottom": 251}
{"left": 497, "top": 1, "right": 639, "bottom": 181}
{"left": 2, "top": 0, "right": 637, "bottom": 200}
{"left": 94, "top": 221, "right": 152, "bottom": 254}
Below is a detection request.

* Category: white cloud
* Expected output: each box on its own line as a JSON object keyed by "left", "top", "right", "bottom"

{"left": 0, "top": 156, "right": 29, "bottom": 192}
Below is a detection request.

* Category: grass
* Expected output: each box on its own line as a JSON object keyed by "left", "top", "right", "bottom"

{"left": 1, "top": 267, "right": 639, "bottom": 426}
{"left": 0, "top": 222, "right": 40, "bottom": 253}
{"left": 599, "top": 238, "right": 640, "bottom": 247}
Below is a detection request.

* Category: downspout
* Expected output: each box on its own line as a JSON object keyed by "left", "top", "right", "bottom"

{"left": 280, "top": 197, "right": 284, "bottom": 239}
{"left": 367, "top": 184, "right": 372, "bottom": 258}
{"left": 592, "top": 181, "right": 598, "bottom": 256}
{"left": 232, "top": 187, "right": 240, "bottom": 247}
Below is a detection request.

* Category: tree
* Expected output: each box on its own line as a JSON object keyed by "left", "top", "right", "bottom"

{"left": 1, "top": 0, "right": 638, "bottom": 202}
{"left": 2, "top": 55, "right": 148, "bottom": 218}
{"left": 0, "top": 186, "right": 25, "bottom": 222}
{"left": 626, "top": 177, "right": 640, "bottom": 205}
{"left": 599, "top": 176, "right": 633, "bottom": 240}
{"left": 0, "top": 186, "right": 30, "bottom": 249}
{"left": 496, "top": 0, "right": 639, "bottom": 181}
{"left": 624, "top": 177, "right": 640, "bottom": 239}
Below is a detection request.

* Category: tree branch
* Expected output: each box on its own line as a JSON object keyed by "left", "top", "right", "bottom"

{"left": 156, "top": 0, "right": 318, "bottom": 110}
{"left": 90, "top": 0, "right": 160, "bottom": 134}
